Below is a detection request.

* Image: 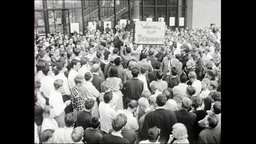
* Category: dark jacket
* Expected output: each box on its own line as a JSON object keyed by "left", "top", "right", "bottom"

{"left": 175, "top": 109, "right": 197, "bottom": 143}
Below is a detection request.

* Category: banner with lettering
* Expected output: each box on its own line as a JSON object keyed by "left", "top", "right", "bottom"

{"left": 134, "top": 21, "right": 165, "bottom": 44}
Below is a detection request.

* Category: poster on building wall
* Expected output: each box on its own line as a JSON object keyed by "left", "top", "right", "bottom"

{"left": 88, "top": 22, "right": 96, "bottom": 31}
{"left": 133, "top": 18, "right": 140, "bottom": 22}
{"left": 146, "top": 18, "right": 152, "bottom": 22}
{"left": 71, "top": 23, "right": 79, "bottom": 33}
{"left": 120, "top": 19, "right": 127, "bottom": 28}
{"left": 104, "top": 21, "right": 112, "bottom": 29}
{"left": 179, "top": 17, "right": 184, "bottom": 26}
{"left": 169, "top": 17, "right": 175, "bottom": 26}
{"left": 158, "top": 17, "right": 165, "bottom": 22}
{"left": 134, "top": 21, "right": 165, "bottom": 45}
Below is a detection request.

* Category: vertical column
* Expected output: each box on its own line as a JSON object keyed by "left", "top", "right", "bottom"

{"left": 98, "top": 0, "right": 101, "bottom": 21}
{"left": 114, "top": 0, "right": 117, "bottom": 27}
{"left": 128, "top": 0, "right": 131, "bottom": 20}
{"left": 81, "top": 0, "right": 85, "bottom": 35}
{"left": 178, "top": 0, "right": 182, "bottom": 27}
{"left": 43, "top": 0, "right": 49, "bottom": 35}
{"left": 133, "top": 0, "right": 140, "bottom": 19}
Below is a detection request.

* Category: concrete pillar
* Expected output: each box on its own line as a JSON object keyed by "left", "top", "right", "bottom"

{"left": 133, "top": 0, "right": 140, "bottom": 19}
{"left": 186, "top": 0, "right": 193, "bottom": 29}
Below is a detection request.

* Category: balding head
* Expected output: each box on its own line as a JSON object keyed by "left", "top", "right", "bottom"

{"left": 92, "top": 63, "right": 100, "bottom": 73}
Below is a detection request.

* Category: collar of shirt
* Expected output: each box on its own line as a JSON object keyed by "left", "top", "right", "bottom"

{"left": 155, "top": 106, "right": 165, "bottom": 110}
{"left": 111, "top": 131, "right": 123, "bottom": 138}
{"left": 92, "top": 72, "right": 99, "bottom": 75}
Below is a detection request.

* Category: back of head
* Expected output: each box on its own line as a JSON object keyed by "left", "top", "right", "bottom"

{"left": 84, "top": 99, "right": 95, "bottom": 110}
{"left": 92, "top": 63, "right": 100, "bottom": 73}
{"left": 171, "top": 67, "right": 178, "bottom": 76}
{"left": 70, "top": 58, "right": 80, "bottom": 68}
{"left": 103, "top": 91, "right": 113, "bottom": 103}
{"left": 128, "top": 60, "right": 138, "bottom": 70}
{"left": 191, "top": 96, "right": 203, "bottom": 109}
{"left": 114, "top": 57, "right": 121, "bottom": 66}
{"left": 53, "top": 79, "right": 63, "bottom": 90}
{"left": 126, "top": 47, "right": 131, "bottom": 54}
{"left": 209, "top": 81, "right": 218, "bottom": 90}
{"left": 140, "top": 65, "right": 148, "bottom": 74}
{"left": 42, "top": 62, "right": 50, "bottom": 75}
{"left": 156, "top": 94, "right": 167, "bottom": 107}
{"left": 74, "top": 75, "right": 84, "bottom": 85}
{"left": 128, "top": 99, "right": 138, "bottom": 109}
{"left": 207, "top": 114, "right": 219, "bottom": 128}
{"left": 181, "top": 97, "right": 192, "bottom": 110}
{"left": 113, "top": 48, "right": 119, "bottom": 54}
{"left": 140, "top": 53, "right": 148, "bottom": 60}
{"left": 90, "top": 116, "right": 100, "bottom": 129}
{"left": 100, "top": 81, "right": 112, "bottom": 92}
{"left": 163, "top": 88, "right": 174, "bottom": 99}
{"left": 148, "top": 127, "right": 160, "bottom": 142}
{"left": 156, "top": 71, "right": 163, "bottom": 80}
{"left": 213, "top": 101, "right": 221, "bottom": 114}
{"left": 109, "top": 66, "right": 118, "bottom": 77}
{"left": 84, "top": 72, "right": 92, "bottom": 81}
{"left": 153, "top": 61, "right": 161, "bottom": 70}
{"left": 112, "top": 113, "right": 127, "bottom": 131}
{"left": 131, "top": 67, "right": 140, "bottom": 77}
{"left": 180, "top": 72, "right": 188, "bottom": 83}
{"left": 138, "top": 97, "right": 150, "bottom": 110}
{"left": 203, "top": 97, "right": 214, "bottom": 111}
{"left": 186, "top": 85, "right": 196, "bottom": 96}
{"left": 65, "top": 112, "right": 77, "bottom": 127}
{"left": 209, "top": 91, "right": 221, "bottom": 102}
{"left": 172, "top": 123, "right": 188, "bottom": 140}
{"left": 41, "top": 129, "right": 54, "bottom": 142}
{"left": 71, "top": 126, "right": 84, "bottom": 142}
{"left": 188, "top": 71, "right": 197, "bottom": 79}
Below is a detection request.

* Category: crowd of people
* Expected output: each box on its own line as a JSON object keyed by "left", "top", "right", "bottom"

{"left": 35, "top": 19, "right": 221, "bottom": 144}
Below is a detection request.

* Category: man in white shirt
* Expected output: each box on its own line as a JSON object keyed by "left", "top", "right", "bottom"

{"left": 199, "top": 78, "right": 211, "bottom": 99}
{"left": 117, "top": 100, "right": 139, "bottom": 131}
{"left": 51, "top": 112, "right": 77, "bottom": 143}
{"left": 68, "top": 59, "right": 81, "bottom": 90}
{"left": 172, "top": 73, "right": 188, "bottom": 107}
{"left": 78, "top": 57, "right": 91, "bottom": 78}
{"left": 49, "top": 79, "right": 71, "bottom": 127}
{"left": 99, "top": 92, "right": 117, "bottom": 134}
{"left": 40, "top": 63, "right": 55, "bottom": 100}
{"left": 138, "top": 65, "right": 150, "bottom": 93}
{"left": 54, "top": 61, "right": 71, "bottom": 96}
{"left": 188, "top": 71, "right": 202, "bottom": 97}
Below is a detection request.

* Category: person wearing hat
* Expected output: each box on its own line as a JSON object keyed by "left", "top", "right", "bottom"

{"left": 174, "top": 97, "right": 197, "bottom": 143}
{"left": 83, "top": 116, "right": 103, "bottom": 144}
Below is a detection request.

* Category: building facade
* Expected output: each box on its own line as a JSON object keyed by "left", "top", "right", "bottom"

{"left": 35, "top": 0, "right": 220, "bottom": 36}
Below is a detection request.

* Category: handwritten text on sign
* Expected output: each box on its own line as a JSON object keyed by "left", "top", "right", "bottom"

{"left": 135, "top": 21, "right": 165, "bottom": 44}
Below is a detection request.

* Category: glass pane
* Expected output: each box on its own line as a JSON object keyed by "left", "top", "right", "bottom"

{"left": 168, "top": 0, "right": 178, "bottom": 5}
{"left": 46, "top": 0, "right": 63, "bottom": 9}
{"left": 35, "top": 0, "right": 43, "bottom": 10}
{"left": 144, "top": 0, "right": 155, "bottom": 5}
{"left": 65, "top": 0, "right": 81, "bottom": 8}
{"left": 48, "top": 11, "right": 56, "bottom": 33}
{"left": 144, "top": 7, "right": 155, "bottom": 20}
{"left": 182, "top": 0, "right": 187, "bottom": 6}
{"left": 35, "top": 11, "right": 45, "bottom": 35}
{"left": 182, "top": 7, "right": 186, "bottom": 17}
{"left": 168, "top": 7, "right": 177, "bottom": 17}
{"left": 158, "top": 0, "right": 167, "bottom": 5}
{"left": 69, "top": 9, "right": 83, "bottom": 32}
{"left": 157, "top": 7, "right": 166, "bottom": 20}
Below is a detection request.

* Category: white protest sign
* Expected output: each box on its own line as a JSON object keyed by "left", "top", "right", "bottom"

{"left": 104, "top": 21, "right": 112, "bottom": 29}
{"left": 179, "top": 17, "right": 184, "bottom": 26}
{"left": 70, "top": 23, "right": 79, "bottom": 33}
{"left": 169, "top": 17, "right": 175, "bottom": 26}
{"left": 158, "top": 17, "right": 164, "bottom": 22}
{"left": 133, "top": 18, "right": 140, "bottom": 22}
{"left": 146, "top": 18, "right": 152, "bottom": 22}
{"left": 134, "top": 21, "right": 165, "bottom": 45}
{"left": 120, "top": 19, "right": 127, "bottom": 27}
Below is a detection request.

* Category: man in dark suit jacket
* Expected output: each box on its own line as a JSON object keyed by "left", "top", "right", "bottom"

{"left": 76, "top": 99, "right": 95, "bottom": 130}
{"left": 123, "top": 67, "right": 143, "bottom": 108}
{"left": 175, "top": 97, "right": 197, "bottom": 143}
{"left": 91, "top": 63, "right": 105, "bottom": 93}
{"left": 141, "top": 94, "right": 177, "bottom": 144}
{"left": 147, "top": 61, "right": 161, "bottom": 85}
